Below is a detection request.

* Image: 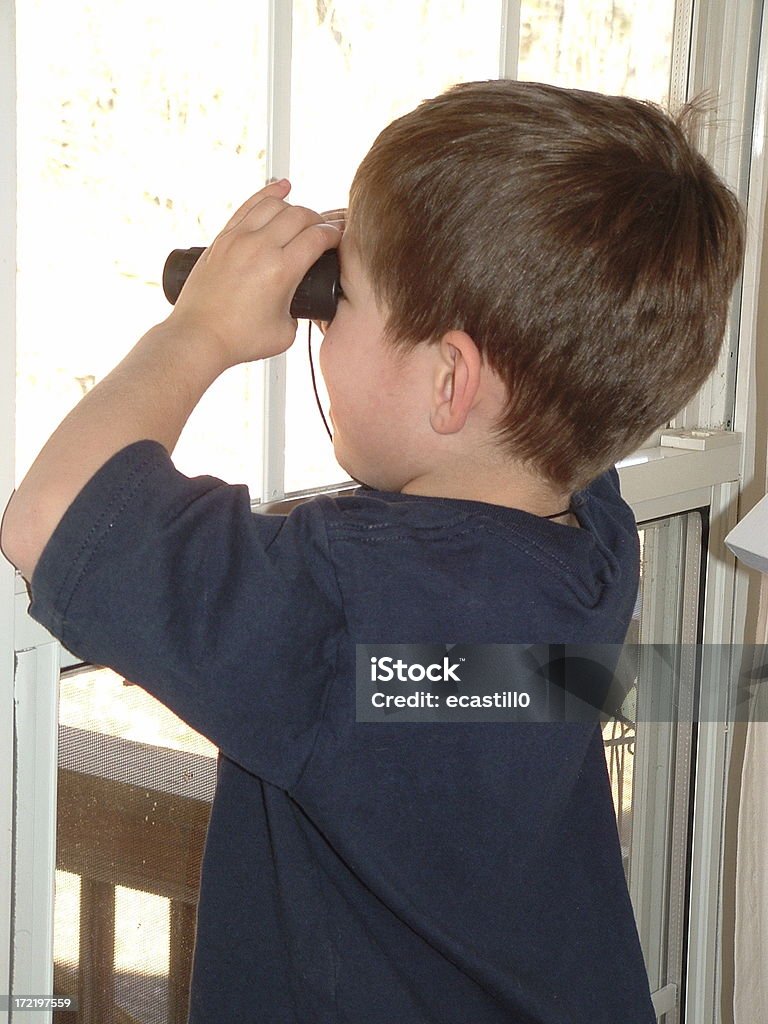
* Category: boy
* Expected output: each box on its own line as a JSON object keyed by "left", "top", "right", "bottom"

{"left": 1, "top": 80, "right": 744, "bottom": 1022}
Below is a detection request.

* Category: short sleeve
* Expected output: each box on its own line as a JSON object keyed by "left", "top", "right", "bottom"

{"left": 28, "top": 440, "right": 343, "bottom": 791}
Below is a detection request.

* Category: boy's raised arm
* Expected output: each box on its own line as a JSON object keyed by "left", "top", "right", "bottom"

{"left": 0, "top": 179, "right": 340, "bottom": 582}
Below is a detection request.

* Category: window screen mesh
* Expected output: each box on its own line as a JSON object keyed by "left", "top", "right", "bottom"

{"left": 53, "top": 669, "right": 217, "bottom": 1024}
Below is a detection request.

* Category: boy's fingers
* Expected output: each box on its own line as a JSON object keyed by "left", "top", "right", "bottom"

{"left": 283, "top": 222, "right": 341, "bottom": 284}
{"left": 258, "top": 204, "right": 339, "bottom": 248}
{"left": 219, "top": 198, "right": 325, "bottom": 250}
{"left": 320, "top": 207, "right": 347, "bottom": 224}
{"left": 320, "top": 209, "right": 346, "bottom": 238}
{"left": 218, "top": 179, "right": 292, "bottom": 235}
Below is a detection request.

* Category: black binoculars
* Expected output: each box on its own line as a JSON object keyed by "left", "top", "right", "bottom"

{"left": 162, "top": 246, "right": 342, "bottom": 322}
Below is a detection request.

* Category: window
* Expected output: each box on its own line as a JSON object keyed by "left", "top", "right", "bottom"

{"left": 15, "top": 0, "right": 271, "bottom": 496}
{"left": 519, "top": 0, "right": 677, "bottom": 104}
{"left": 53, "top": 667, "right": 215, "bottom": 1023}
{"left": 603, "top": 510, "right": 705, "bottom": 1022}
{"left": 4, "top": 2, "right": 760, "bottom": 1023}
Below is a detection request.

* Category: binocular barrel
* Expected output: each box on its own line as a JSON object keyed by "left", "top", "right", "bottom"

{"left": 162, "top": 247, "right": 342, "bottom": 322}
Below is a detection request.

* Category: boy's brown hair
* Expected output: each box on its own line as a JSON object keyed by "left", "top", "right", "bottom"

{"left": 346, "top": 80, "right": 745, "bottom": 492}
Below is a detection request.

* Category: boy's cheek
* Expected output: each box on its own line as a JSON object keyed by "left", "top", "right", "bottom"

{"left": 316, "top": 349, "right": 339, "bottom": 426}
{"left": 318, "top": 333, "right": 346, "bottom": 394}
{"left": 317, "top": 335, "right": 331, "bottom": 381}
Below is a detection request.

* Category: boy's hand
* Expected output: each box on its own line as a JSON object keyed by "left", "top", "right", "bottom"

{"left": 166, "top": 179, "right": 341, "bottom": 367}
{"left": 319, "top": 207, "right": 347, "bottom": 228}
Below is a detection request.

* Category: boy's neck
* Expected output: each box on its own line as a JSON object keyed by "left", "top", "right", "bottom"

{"left": 399, "top": 466, "right": 575, "bottom": 519}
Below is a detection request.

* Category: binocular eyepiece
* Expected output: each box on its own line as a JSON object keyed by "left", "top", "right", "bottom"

{"left": 162, "top": 246, "right": 342, "bottom": 323}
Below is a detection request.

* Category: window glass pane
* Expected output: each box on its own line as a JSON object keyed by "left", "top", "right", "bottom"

{"left": 16, "top": 1, "right": 269, "bottom": 493}
{"left": 54, "top": 666, "right": 217, "bottom": 1022}
{"left": 602, "top": 510, "right": 702, "bottom": 1010}
{"left": 284, "top": 0, "right": 504, "bottom": 492}
{"left": 518, "top": 0, "right": 677, "bottom": 105}
{"left": 289, "top": 0, "right": 504, "bottom": 211}
{"left": 53, "top": 870, "right": 80, "bottom": 1012}
{"left": 58, "top": 666, "right": 217, "bottom": 757}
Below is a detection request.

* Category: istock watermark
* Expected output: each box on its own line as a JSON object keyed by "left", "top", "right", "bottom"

{"left": 370, "top": 655, "right": 462, "bottom": 683}
{"left": 354, "top": 644, "right": 768, "bottom": 723}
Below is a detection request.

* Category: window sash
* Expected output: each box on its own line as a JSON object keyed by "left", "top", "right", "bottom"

{"left": 261, "top": 0, "right": 293, "bottom": 502}
{"left": 0, "top": 0, "right": 16, "bottom": 1008}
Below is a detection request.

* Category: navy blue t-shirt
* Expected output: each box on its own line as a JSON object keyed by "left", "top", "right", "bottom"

{"left": 28, "top": 440, "right": 656, "bottom": 1023}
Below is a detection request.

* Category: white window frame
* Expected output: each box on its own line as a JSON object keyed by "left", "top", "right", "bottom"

{"left": 2, "top": 1, "right": 767, "bottom": 1021}
{"left": 0, "top": 4, "right": 17, "bottom": 1016}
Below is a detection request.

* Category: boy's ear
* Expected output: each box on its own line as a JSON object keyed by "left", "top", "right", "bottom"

{"left": 429, "top": 330, "right": 482, "bottom": 435}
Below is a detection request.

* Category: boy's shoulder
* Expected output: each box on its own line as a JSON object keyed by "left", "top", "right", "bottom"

{"left": 299, "top": 466, "right": 637, "bottom": 602}
{"left": 297, "top": 465, "right": 638, "bottom": 645}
